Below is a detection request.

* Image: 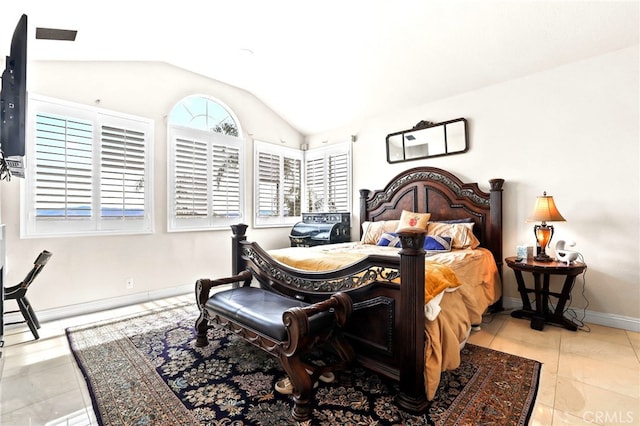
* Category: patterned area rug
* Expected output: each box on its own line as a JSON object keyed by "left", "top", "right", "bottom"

{"left": 66, "top": 303, "right": 540, "bottom": 426}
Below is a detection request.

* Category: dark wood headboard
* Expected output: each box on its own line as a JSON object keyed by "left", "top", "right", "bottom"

{"left": 359, "top": 166, "right": 504, "bottom": 269}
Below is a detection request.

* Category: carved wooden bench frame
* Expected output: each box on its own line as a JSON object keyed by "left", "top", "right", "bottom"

{"left": 195, "top": 270, "right": 355, "bottom": 421}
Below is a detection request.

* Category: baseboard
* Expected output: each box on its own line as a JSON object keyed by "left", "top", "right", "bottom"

{"left": 3, "top": 284, "right": 193, "bottom": 326}
{"left": 502, "top": 296, "right": 640, "bottom": 332}
{"left": 6, "top": 291, "right": 639, "bottom": 333}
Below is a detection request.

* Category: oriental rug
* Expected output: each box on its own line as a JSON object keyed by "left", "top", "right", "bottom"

{"left": 66, "top": 303, "right": 540, "bottom": 426}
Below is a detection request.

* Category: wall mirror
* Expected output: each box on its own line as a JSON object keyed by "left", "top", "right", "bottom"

{"left": 386, "top": 118, "right": 468, "bottom": 163}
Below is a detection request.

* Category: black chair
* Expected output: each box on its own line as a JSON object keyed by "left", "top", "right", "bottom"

{"left": 4, "top": 250, "right": 52, "bottom": 340}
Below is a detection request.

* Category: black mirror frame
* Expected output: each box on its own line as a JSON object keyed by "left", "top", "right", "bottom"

{"left": 385, "top": 117, "right": 469, "bottom": 164}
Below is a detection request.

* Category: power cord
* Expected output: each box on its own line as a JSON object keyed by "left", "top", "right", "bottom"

{"left": 542, "top": 252, "right": 590, "bottom": 332}
{"left": 563, "top": 253, "right": 591, "bottom": 332}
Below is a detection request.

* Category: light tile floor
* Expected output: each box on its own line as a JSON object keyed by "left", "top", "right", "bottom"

{"left": 1, "top": 296, "right": 638, "bottom": 426}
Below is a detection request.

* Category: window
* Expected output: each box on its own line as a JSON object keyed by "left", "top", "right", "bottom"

{"left": 254, "top": 141, "right": 302, "bottom": 227}
{"left": 304, "top": 142, "right": 351, "bottom": 213}
{"left": 22, "top": 96, "right": 154, "bottom": 238}
{"left": 253, "top": 141, "right": 351, "bottom": 227}
{"left": 168, "top": 96, "right": 244, "bottom": 231}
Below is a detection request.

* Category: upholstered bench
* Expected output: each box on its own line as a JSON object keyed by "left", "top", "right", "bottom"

{"left": 195, "top": 270, "right": 354, "bottom": 421}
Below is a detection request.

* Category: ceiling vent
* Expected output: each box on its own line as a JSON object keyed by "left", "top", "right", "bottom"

{"left": 35, "top": 27, "right": 77, "bottom": 41}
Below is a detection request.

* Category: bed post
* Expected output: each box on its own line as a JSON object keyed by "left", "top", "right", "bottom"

{"left": 488, "top": 179, "right": 504, "bottom": 273}
{"left": 359, "top": 189, "right": 371, "bottom": 239}
{"left": 395, "top": 228, "right": 429, "bottom": 413}
{"left": 230, "top": 223, "right": 248, "bottom": 288}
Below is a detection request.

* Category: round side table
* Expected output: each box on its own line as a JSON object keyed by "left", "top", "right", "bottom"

{"left": 505, "top": 256, "right": 587, "bottom": 331}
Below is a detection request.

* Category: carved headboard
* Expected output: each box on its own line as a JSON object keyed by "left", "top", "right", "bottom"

{"left": 359, "top": 166, "right": 504, "bottom": 268}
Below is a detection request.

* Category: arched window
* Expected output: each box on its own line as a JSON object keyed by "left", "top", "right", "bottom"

{"left": 167, "top": 96, "right": 244, "bottom": 232}
{"left": 169, "top": 96, "right": 240, "bottom": 136}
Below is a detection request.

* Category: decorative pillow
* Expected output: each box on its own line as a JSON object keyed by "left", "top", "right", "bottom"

{"left": 426, "top": 222, "right": 480, "bottom": 249}
{"left": 376, "top": 232, "right": 402, "bottom": 248}
{"left": 423, "top": 235, "right": 452, "bottom": 251}
{"left": 396, "top": 210, "right": 431, "bottom": 231}
{"left": 361, "top": 220, "right": 401, "bottom": 244}
{"left": 377, "top": 233, "right": 452, "bottom": 251}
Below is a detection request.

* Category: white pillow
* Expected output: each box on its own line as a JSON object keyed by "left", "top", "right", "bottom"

{"left": 361, "top": 220, "right": 401, "bottom": 244}
{"left": 426, "top": 222, "right": 480, "bottom": 249}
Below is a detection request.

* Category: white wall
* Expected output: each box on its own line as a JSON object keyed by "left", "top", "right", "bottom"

{"left": 1, "top": 61, "right": 299, "bottom": 313}
{"left": 309, "top": 46, "right": 640, "bottom": 329}
{"left": 2, "top": 47, "right": 638, "bottom": 330}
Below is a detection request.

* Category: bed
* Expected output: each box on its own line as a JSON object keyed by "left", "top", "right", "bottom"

{"left": 227, "top": 166, "right": 504, "bottom": 413}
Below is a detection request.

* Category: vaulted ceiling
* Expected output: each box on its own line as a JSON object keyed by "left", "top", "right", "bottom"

{"left": 2, "top": 1, "right": 638, "bottom": 135}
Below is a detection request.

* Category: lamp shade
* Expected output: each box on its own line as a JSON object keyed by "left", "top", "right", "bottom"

{"left": 528, "top": 192, "right": 566, "bottom": 223}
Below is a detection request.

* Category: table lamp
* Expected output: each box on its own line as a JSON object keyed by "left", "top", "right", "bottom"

{"left": 529, "top": 191, "right": 565, "bottom": 262}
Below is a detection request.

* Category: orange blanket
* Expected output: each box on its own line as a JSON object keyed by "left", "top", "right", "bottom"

{"left": 268, "top": 244, "right": 498, "bottom": 400}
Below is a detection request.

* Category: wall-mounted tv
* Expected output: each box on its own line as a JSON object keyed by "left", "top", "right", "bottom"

{"left": 0, "top": 14, "right": 27, "bottom": 179}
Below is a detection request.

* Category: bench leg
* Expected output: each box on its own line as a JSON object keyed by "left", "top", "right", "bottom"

{"left": 280, "top": 354, "right": 315, "bottom": 421}
{"left": 195, "top": 311, "right": 210, "bottom": 347}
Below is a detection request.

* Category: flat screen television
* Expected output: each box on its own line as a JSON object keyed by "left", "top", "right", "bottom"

{"left": 0, "top": 14, "right": 27, "bottom": 179}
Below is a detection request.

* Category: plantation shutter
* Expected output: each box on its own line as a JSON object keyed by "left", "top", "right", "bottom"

{"left": 327, "top": 152, "right": 349, "bottom": 212}
{"left": 100, "top": 125, "right": 146, "bottom": 219}
{"left": 304, "top": 142, "right": 351, "bottom": 213}
{"left": 257, "top": 151, "right": 280, "bottom": 217}
{"left": 24, "top": 95, "right": 154, "bottom": 237}
{"left": 168, "top": 126, "right": 244, "bottom": 231}
{"left": 283, "top": 157, "right": 301, "bottom": 217}
{"left": 174, "top": 137, "right": 208, "bottom": 217}
{"left": 211, "top": 143, "right": 241, "bottom": 218}
{"left": 34, "top": 113, "right": 93, "bottom": 219}
{"left": 305, "top": 156, "right": 325, "bottom": 212}
{"left": 253, "top": 141, "right": 302, "bottom": 226}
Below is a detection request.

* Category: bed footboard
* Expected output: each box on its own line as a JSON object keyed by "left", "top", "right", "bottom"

{"left": 230, "top": 224, "right": 430, "bottom": 413}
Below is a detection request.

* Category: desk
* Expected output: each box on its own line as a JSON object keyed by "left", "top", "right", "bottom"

{"left": 505, "top": 257, "right": 587, "bottom": 331}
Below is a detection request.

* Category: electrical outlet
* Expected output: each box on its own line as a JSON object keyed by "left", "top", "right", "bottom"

{"left": 126, "top": 278, "right": 134, "bottom": 289}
